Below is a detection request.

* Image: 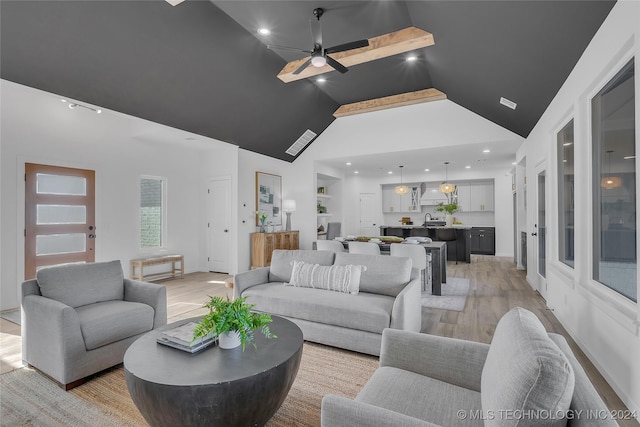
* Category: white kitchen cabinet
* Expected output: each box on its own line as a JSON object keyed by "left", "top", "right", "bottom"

{"left": 455, "top": 184, "right": 471, "bottom": 212}
{"left": 382, "top": 184, "right": 421, "bottom": 213}
{"left": 469, "top": 181, "right": 494, "bottom": 211}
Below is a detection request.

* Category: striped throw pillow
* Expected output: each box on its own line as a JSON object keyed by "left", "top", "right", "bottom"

{"left": 285, "top": 260, "right": 366, "bottom": 294}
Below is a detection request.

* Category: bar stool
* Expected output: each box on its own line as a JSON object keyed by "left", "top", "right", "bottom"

{"left": 436, "top": 228, "right": 458, "bottom": 264}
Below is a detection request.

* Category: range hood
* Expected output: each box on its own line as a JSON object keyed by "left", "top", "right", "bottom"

{"left": 419, "top": 185, "right": 448, "bottom": 205}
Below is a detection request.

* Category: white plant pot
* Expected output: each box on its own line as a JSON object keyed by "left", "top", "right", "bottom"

{"left": 445, "top": 213, "right": 454, "bottom": 227}
{"left": 218, "top": 331, "right": 242, "bottom": 349}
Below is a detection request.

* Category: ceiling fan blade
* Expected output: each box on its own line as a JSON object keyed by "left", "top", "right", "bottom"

{"left": 310, "top": 18, "right": 322, "bottom": 48}
{"left": 325, "top": 39, "right": 369, "bottom": 54}
{"left": 292, "top": 57, "right": 313, "bottom": 75}
{"left": 267, "top": 44, "right": 311, "bottom": 54}
{"left": 325, "top": 56, "right": 349, "bottom": 74}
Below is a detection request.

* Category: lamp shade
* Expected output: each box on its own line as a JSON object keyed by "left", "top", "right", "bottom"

{"left": 283, "top": 199, "right": 297, "bottom": 212}
{"left": 394, "top": 185, "right": 409, "bottom": 195}
{"left": 439, "top": 182, "right": 456, "bottom": 194}
{"left": 600, "top": 176, "right": 622, "bottom": 189}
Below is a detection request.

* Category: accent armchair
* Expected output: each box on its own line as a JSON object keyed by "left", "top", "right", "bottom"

{"left": 21, "top": 260, "right": 167, "bottom": 389}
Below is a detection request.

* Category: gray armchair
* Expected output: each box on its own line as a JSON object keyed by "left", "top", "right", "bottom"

{"left": 322, "top": 307, "right": 616, "bottom": 427}
{"left": 21, "top": 260, "right": 167, "bottom": 389}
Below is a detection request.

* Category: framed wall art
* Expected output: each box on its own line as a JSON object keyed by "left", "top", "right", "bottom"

{"left": 255, "top": 172, "right": 282, "bottom": 227}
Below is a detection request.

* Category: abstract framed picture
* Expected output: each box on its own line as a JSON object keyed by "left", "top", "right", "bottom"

{"left": 255, "top": 172, "right": 282, "bottom": 226}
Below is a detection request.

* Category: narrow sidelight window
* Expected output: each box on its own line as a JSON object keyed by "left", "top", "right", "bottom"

{"left": 140, "top": 176, "right": 166, "bottom": 249}
{"left": 557, "top": 119, "right": 575, "bottom": 268}
{"left": 591, "top": 59, "right": 636, "bottom": 302}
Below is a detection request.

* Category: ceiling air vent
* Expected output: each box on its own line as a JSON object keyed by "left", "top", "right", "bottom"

{"left": 286, "top": 129, "right": 317, "bottom": 156}
{"left": 499, "top": 97, "right": 517, "bottom": 110}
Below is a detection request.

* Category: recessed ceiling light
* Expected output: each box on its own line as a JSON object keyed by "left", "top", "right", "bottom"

{"left": 424, "top": 168, "right": 430, "bottom": 172}
{"left": 354, "top": 171, "right": 359, "bottom": 174}
{"left": 512, "top": 162, "right": 517, "bottom": 165}
{"left": 388, "top": 171, "right": 393, "bottom": 174}
{"left": 499, "top": 97, "right": 517, "bottom": 110}
{"left": 257, "top": 28, "right": 271, "bottom": 36}
{"left": 406, "top": 55, "right": 418, "bottom": 62}
{"left": 346, "top": 162, "right": 351, "bottom": 166}
{"left": 465, "top": 165, "right": 471, "bottom": 169}
{"left": 483, "top": 149, "right": 491, "bottom": 153}
{"left": 317, "top": 78, "right": 326, "bottom": 83}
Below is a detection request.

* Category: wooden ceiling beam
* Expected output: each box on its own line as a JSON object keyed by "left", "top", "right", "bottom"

{"left": 277, "top": 27, "right": 435, "bottom": 83}
{"left": 333, "top": 88, "right": 447, "bottom": 118}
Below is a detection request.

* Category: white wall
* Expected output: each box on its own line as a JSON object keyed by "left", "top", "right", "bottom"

{"left": 236, "top": 149, "right": 294, "bottom": 271}
{"left": 291, "top": 100, "right": 523, "bottom": 255}
{"left": 0, "top": 81, "right": 238, "bottom": 310}
{"left": 521, "top": 1, "right": 640, "bottom": 412}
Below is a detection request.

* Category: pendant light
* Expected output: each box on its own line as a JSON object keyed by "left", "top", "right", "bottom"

{"left": 394, "top": 165, "right": 409, "bottom": 195}
{"left": 600, "top": 150, "right": 622, "bottom": 189}
{"left": 439, "top": 161, "right": 456, "bottom": 194}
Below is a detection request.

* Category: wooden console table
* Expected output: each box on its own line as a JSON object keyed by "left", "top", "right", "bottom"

{"left": 251, "top": 231, "right": 299, "bottom": 269}
{"left": 130, "top": 255, "right": 184, "bottom": 282}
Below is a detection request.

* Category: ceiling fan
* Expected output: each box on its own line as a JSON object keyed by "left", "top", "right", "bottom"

{"left": 268, "top": 8, "right": 369, "bottom": 75}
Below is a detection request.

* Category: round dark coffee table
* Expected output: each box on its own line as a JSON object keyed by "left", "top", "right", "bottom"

{"left": 124, "top": 315, "right": 303, "bottom": 427}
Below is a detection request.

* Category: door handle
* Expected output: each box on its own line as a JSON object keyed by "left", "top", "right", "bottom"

{"left": 531, "top": 232, "right": 537, "bottom": 237}
{"left": 89, "top": 234, "right": 96, "bottom": 239}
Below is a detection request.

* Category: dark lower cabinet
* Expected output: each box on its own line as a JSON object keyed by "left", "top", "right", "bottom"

{"left": 470, "top": 227, "right": 495, "bottom": 255}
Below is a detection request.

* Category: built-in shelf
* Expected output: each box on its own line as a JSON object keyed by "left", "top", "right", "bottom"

{"left": 317, "top": 194, "right": 332, "bottom": 199}
{"left": 317, "top": 213, "right": 333, "bottom": 217}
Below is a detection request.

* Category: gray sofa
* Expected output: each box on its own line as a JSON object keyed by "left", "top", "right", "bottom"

{"left": 22, "top": 260, "right": 167, "bottom": 389}
{"left": 234, "top": 250, "right": 422, "bottom": 356}
{"left": 321, "top": 307, "right": 617, "bottom": 427}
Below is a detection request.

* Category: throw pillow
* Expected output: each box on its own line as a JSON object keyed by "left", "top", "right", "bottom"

{"left": 285, "top": 260, "right": 366, "bottom": 294}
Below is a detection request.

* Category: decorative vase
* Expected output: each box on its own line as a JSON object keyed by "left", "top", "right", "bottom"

{"left": 445, "top": 213, "right": 454, "bottom": 227}
{"left": 218, "top": 331, "right": 242, "bottom": 349}
{"left": 259, "top": 222, "right": 266, "bottom": 233}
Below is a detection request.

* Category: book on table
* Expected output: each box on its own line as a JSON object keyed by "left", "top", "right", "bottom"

{"left": 157, "top": 321, "right": 217, "bottom": 353}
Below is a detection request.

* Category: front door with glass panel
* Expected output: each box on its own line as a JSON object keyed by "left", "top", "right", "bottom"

{"left": 25, "top": 163, "right": 96, "bottom": 279}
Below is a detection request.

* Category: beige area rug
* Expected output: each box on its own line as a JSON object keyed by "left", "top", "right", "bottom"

{"left": 421, "top": 277, "right": 470, "bottom": 311}
{"left": 0, "top": 342, "right": 378, "bottom": 427}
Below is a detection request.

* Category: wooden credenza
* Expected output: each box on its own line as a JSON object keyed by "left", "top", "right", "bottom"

{"left": 251, "top": 231, "right": 299, "bottom": 269}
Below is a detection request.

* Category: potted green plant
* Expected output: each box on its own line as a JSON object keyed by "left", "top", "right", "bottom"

{"left": 436, "top": 202, "right": 459, "bottom": 227}
{"left": 193, "top": 296, "right": 276, "bottom": 350}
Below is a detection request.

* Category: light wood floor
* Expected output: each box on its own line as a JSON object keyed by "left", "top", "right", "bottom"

{"left": 1, "top": 256, "right": 637, "bottom": 425}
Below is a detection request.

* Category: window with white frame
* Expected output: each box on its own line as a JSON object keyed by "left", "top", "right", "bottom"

{"left": 591, "top": 59, "right": 636, "bottom": 302}
{"left": 558, "top": 119, "right": 575, "bottom": 268}
{"left": 140, "top": 176, "right": 166, "bottom": 249}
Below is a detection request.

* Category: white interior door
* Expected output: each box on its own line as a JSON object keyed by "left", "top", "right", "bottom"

{"left": 359, "top": 193, "right": 377, "bottom": 236}
{"left": 207, "top": 177, "right": 231, "bottom": 273}
{"left": 533, "top": 165, "right": 547, "bottom": 298}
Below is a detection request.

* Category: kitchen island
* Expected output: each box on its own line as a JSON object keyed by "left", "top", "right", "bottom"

{"left": 380, "top": 225, "right": 471, "bottom": 263}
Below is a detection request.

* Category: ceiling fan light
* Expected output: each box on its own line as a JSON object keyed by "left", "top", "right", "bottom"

{"left": 311, "top": 55, "right": 327, "bottom": 67}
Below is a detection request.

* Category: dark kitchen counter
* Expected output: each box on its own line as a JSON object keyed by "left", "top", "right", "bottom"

{"left": 380, "top": 225, "right": 471, "bottom": 263}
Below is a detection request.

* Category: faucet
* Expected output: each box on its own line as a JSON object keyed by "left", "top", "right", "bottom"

{"left": 423, "top": 212, "right": 432, "bottom": 226}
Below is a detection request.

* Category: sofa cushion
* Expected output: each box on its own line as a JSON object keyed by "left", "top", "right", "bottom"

{"left": 37, "top": 260, "right": 124, "bottom": 308}
{"left": 286, "top": 260, "right": 366, "bottom": 294}
{"left": 76, "top": 300, "right": 154, "bottom": 350}
{"left": 357, "top": 366, "right": 483, "bottom": 426}
{"left": 243, "top": 283, "right": 394, "bottom": 334}
{"left": 481, "top": 307, "right": 575, "bottom": 426}
{"left": 269, "top": 250, "right": 335, "bottom": 283}
{"left": 334, "top": 253, "right": 411, "bottom": 297}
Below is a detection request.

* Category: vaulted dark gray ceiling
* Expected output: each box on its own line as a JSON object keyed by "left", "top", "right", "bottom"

{"left": 0, "top": 1, "right": 615, "bottom": 161}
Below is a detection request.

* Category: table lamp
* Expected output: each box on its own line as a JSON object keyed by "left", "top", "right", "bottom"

{"left": 283, "top": 199, "right": 297, "bottom": 231}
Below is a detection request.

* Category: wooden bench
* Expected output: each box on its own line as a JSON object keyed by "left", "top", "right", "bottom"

{"left": 130, "top": 255, "right": 184, "bottom": 282}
